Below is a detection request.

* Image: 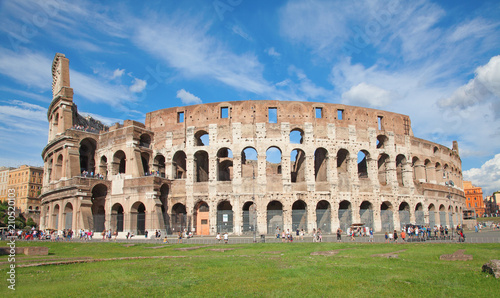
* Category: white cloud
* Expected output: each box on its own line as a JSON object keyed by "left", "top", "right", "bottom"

{"left": 231, "top": 24, "right": 253, "bottom": 41}
{"left": 132, "top": 14, "right": 275, "bottom": 97}
{"left": 129, "top": 78, "right": 147, "bottom": 93}
{"left": 463, "top": 154, "right": 500, "bottom": 196}
{"left": 0, "top": 100, "right": 48, "bottom": 166}
{"left": 112, "top": 68, "right": 125, "bottom": 79}
{"left": 71, "top": 70, "right": 135, "bottom": 109}
{"left": 448, "top": 18, "right": 498, "bottom": 43}
{"left": 439, "top": 55, "right": 500, "bottom": 109}
{"left": 342, "top": 82, "right": 394, "bottom": 108}
{"left": 276, "top": 79, "right": 290, "bottom": 87}
{"left": 176, "top": 89, "right": 202, "bottom": 105}
{"left": 266, "top": 47, "right": 280, "bottom": 57}
{"left": 0, "top": 48, "right": 51, "bottom": 89}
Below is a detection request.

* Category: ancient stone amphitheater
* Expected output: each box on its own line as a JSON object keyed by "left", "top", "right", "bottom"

{"left": 40, "top": 54, "right": 465, "bottom": 236}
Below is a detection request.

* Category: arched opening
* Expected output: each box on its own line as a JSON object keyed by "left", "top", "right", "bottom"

{"left": 241, "top": 147, "right": 258, "bottom": 179}
{"left": 377, "top": 135, "right": 388, "bottom": 149}
{"left": 338, "top": 200, "right": 352, "bottom": 231}
{"left": 141, "top": 152, "right": 150, "bottom": 175}
{"left": 439, "top": 204, "right": 446, "bottom": 226}
{"left": 412, "top": 157, "right": 420, "bottom": 182}
{"left": 159, "top": 184, "right": 169, "bottom": 233}
{"left": 217, "top": 201, "right": 233, "bottom": 233}
{"left": 80, "top": 138, "right": 96, "bottom": 175}
{"left": 396, "top": 154, "right": 406, "bottom": 186}
{"left": 195, "top": 130, "right": 209, "bottom": 146}
{"left": 357, "top": 150, "right": 369, "bottom": 179}
{"left": 398, "top": 202, "right": 410, "bottom": 230}
{"left": 172, "top": 151, "right": 187, "bottom": 179}
{"left": 113, "top": 150, "right": 126, "bottom": 175}
{"left": 266, "top": 146, "right": 282, "bottom": 178}
{"left": 316, "top": 200, "right": 331, "bottom": 233}
{"left": 289, "top": 128, "right": 304, "bottom": 144}
{"left": 428, "top": 204, "right": 436, "bottom": 227}
{"left": 380, "top": 202, "right": 394, "bottom": 232}
{"left": 359, "top": 201, "right": 373, "bottom": 229}
{"left": 292, "top": 200, "right": 307, "bottom": 232}
{"left": 290, "top": 149, "right": 306, "bottom": 183}
{"left": 415, "top": 203, "right": 424, "bottom": 225}
{"left": 435, "top": 163, "right": 442, "bottom": 184}
{"left": 171, "top": 203, "right": 187, "bottom": 234}
{"left": 337, "top": 149, "right": 350, "bottom": 191}
{"left": 217, "top": 148, "right": 233, "bottom": 181}
{"left": 194, "top": 201, "right": 209, "bottom": 235}
{"left": 378, "top": 153, "right": 390, "bottom": 186}
{"left": 131, "top": 202, "right": 146, "bottom": 235}
{"left": 267, "top": 200, "right": 283, "bottom": 234}
{"left": 242, "top": 201, "right": 257, "bottom": 234}
{"left": 111, "top": 203, "right": 124, "bottom": 232}
{"left": 53, "top": 204, "right": 60, "bottom": 230}
{"left": 54, "top": 154, "right": 63, "bottom": 180}
{"left": 194, "top": 151, "right": 209, "bottom": 182}
{"left": 99, "top": 156, "right": 108, "bottom": 177}
{"left": 64, "top": 203, "right": 73, "bottom": 230}
{"left": 47, "top": 156, "right": 53, "bottom": 183}
{"left": 91, "top": 184, "right": 107, "bottom": 232}
{"left": 448, "top": 205, "right": 454, "bottom": 230}
{"left": 314, "top": 148, "right": 328, "bottom": 182}
{"left": 139, "top": 134, "right": 151, "bottom": 148}
{"left": 424, "top": 159, "right": 432, "bottom": 182}
{"left": 153, "top": 154, "right": 166, "bottom": 177}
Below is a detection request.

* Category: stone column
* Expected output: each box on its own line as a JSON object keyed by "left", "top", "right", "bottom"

{"left": 308, "top": 202, "right": 316, "bottom": 233}
{"left": 373, "top": 208, "right": 382, "bottom": 232}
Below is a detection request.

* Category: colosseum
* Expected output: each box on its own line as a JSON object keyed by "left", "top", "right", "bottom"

{"left": 40, "top": 53, "right": 465, "bottom": 236}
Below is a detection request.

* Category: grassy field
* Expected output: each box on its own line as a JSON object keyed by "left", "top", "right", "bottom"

{"left": 0, "top": 241, "right": 498, "bottom": 297}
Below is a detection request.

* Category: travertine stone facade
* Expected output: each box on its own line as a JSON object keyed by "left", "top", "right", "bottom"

{"left": 40, "top": 54, "right": 465, "bottom": 235}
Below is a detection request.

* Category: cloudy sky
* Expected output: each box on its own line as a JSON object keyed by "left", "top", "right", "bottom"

{"left": 0, "top": 0, "right": 499, "bottom": 195}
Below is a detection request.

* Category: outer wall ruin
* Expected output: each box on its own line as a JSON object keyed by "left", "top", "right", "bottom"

{"left": 40, "top": 53, "right": 465, "bottom": 236}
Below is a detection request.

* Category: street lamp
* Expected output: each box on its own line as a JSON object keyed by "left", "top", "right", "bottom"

{"left": 445, "top": 176, "right": 455, "bottom": 240}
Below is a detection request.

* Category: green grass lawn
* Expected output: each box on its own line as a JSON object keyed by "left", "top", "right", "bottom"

{"left": 0, "top": 241, "right": 498, "bottom": 297}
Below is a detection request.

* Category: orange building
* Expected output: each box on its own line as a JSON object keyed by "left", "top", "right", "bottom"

{"left": 463, "top": 181, "right": 485, "bottom": 217}
{"left": 7, "top": 165, "right": 44, "bottom": 213}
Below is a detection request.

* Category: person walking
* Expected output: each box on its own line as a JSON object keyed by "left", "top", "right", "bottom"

{"left": 336, "top": 227, "right": 342, "bottom": 242}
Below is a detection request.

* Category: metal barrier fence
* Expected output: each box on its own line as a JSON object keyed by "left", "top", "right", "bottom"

{"left": 267, "top": 210, "right": 283, "bottom": 234}
{"left": 359, "top": 209, "right": 374, "bottom": 229}
{"left": 292, "top": 210, "right": 307, "bottom": 232}
{"left": 316, "top": 209, "right": 331, "bottom": 233}
{"left": 399, "top": 211, "right": 410, "bottom": 230}
{"left": 380, "top": 210, "right": 394, "bottom": 232}
{"left": 338, "top": 209, "right": 352, "bottom": 232}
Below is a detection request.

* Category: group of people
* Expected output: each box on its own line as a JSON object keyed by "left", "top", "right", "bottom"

{"left": 144, "top": 171, "right": 163, "bottom": 177}
{"left": 274, "top": 227, "right": 307, "bottom": 242}
{"left": 384, "top": 224, "right": 466, "bottom": 243}
{"left": 101, "top": 229, "right": 117, "bottom": 240}
{"left": 81, "top": 170, "right": 105, "bottom": 179}
{"left": 215, "top": 232, "right": 229, "bottom": 243}
{"left": 72, "top": 124, "right": 100, "bottom": 133}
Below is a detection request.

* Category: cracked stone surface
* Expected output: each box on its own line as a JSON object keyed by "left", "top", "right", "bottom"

{"left": 482, "top": 260, "right": 500, "bottom": 278}
{"left": 439, "top": 249, "right": 473, "bottom": 261}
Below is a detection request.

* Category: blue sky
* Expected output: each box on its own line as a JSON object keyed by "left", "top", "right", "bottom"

{"left": 0, "top": 0, "right": 499, "bottom": 194}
